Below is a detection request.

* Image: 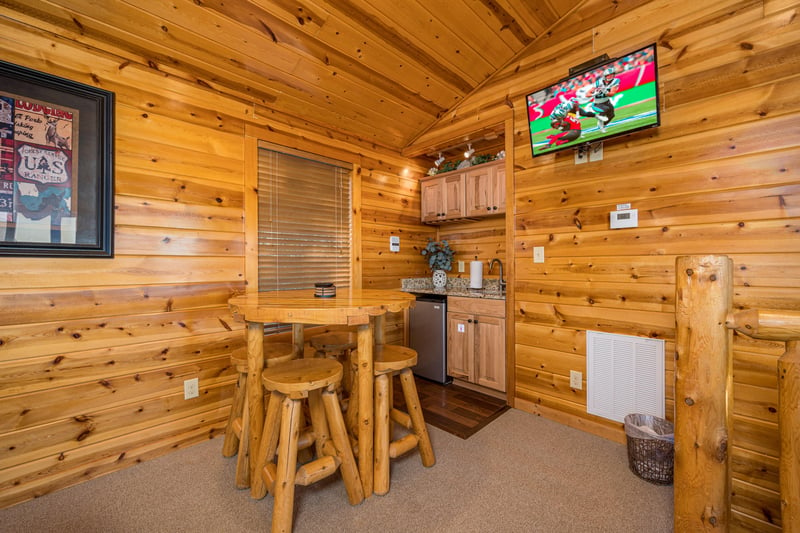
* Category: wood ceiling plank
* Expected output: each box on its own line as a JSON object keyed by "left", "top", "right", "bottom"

{"left": 328, "top": 0, "right": 477, "bottom": 92}
{"left": 128, "top": 0, "right": 436, "bottom": 137}
{"left": 359, "top": 0, "right": 495, "bottom": 85}
{"left": 6, "top": 0, "right": 420, "bottom": 148}
{"left": 473, "top": 0, "right": 545, "bottom": 45}
{"left": 403, "top": 0, "right": 517, "bottom": 70}
{"left": 247, "top": 0, "right": 464, "bottom": 109}
{"left": 194, "top": 0, "right": 448, "bottom": 114}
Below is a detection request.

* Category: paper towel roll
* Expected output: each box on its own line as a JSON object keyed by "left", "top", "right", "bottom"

{"left": 470, "top": 261, "right": 483, "bottom": 289}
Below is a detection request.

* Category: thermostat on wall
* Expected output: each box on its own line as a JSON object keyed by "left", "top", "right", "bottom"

{"left": 610, "top": 209, "right": 638, "bottom": 229}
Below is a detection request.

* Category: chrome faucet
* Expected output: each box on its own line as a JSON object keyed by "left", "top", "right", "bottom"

{"left": 489, "top": 258, "right": 506, "bottom": 294}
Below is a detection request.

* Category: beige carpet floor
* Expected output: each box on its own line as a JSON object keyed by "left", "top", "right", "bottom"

{"left": 0, "top": 408, "right": 673, "bottom": 532}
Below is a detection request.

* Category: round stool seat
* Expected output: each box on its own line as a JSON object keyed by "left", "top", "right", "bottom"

{"left": 309, "top": 331, "right": 357, "bottom": 351}
{"left": 231, "top": 342, "right": 297, "bottom": 371}
{"left": 367, "top": 344, "right": 418, "bottom": 375}
{"left": 262, "top": 358, "right": 343, "bottom": 396}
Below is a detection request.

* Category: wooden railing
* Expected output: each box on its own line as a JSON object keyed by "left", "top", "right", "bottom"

{"left": 674, "top": 255, "right": 799, "bottom": 531}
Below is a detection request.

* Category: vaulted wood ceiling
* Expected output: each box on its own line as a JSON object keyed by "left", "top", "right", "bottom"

{"left": 4, "top": 0, "right": 579, "bottom": 160}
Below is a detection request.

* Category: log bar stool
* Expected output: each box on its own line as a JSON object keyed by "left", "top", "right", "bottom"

{"left": 222, "top": 342, "right": 298, "bottom": 489}
{"left": 254, "top": 358, "right": 363, "bottom": 533}
{"left": 308, "top": 330, "right": 357, "bottom": 392}
{"left": 351, "top": 345, "right": 435, "bottom": 495}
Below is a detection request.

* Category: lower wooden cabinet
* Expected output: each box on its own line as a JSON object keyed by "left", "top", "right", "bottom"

{"left": 446, "top": 296, "right": 506, "bottom": 392}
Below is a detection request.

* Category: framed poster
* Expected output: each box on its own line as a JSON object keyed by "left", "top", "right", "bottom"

{"left": 0, "top": 60, "right": 114, "bottom": 257}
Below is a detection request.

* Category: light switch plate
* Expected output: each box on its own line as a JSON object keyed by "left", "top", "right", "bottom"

{"left": 533, "top": 246, "right": 545, "bottom": 263}
{"left": 389, "top": 235, "right": 400, "bottom": 252}
{"left": 570, "top": 370, "right": 583, "bottom": 390}
{"left": 458, "top": 260, "right": 465, "bottom": 272}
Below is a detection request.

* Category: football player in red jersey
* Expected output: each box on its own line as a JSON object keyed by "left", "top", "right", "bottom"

{"left": 546, "top": 98, "right": 595, "bottom": 146}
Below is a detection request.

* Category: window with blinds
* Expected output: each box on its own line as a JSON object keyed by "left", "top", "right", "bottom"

{"left": 257, "top": 143, "right": 352, "bottom": 292}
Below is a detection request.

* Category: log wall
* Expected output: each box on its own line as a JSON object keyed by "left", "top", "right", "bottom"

{"left": 0, "top": 12, "right": 431, "bottom": 508}
{"left": 2, "top": 1, "right": 799, "bottom": 529}
{"left": 413, "top": 0, "right": 799, "bottom": 529}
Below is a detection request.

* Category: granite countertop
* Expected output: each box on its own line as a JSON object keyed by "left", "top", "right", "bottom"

{"left": 401, "top": 277, "right": 505, "bottom": 300}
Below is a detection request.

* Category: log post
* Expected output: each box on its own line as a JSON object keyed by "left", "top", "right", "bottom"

{"left": 779, "top": 340, "right": 799, "bottom": 532}
{"left": 674, "top": 255, "right": 733, "bottom": 531}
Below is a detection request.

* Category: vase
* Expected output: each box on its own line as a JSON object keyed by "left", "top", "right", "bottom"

{"left": 432, "top": 269, "right": 447, "bottom": 289}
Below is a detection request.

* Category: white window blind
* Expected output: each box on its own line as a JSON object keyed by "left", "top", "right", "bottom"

{"left": 257, "top": 143, "right": 352, "bottom": 292}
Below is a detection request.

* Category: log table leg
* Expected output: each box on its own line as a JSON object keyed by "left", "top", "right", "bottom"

{"left": 246, "top": 321, "right": 266, "bottom": 498}
{"left": 293, "top": 323, "right": 305, "bottom": 358}
{"left": 356, "top": 321, "right": 374, "bottom": 497}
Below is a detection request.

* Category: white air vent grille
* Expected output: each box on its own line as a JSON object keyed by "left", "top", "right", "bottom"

{"left": 586, "top": 331, "right": 665, "bottom": 423}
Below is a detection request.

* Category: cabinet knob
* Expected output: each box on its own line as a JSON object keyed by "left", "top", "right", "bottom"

{"left": 492, "top": 206, "right": 498, "bottom": 210}
{"left": 474, "top": 319, "right": 479, "bottom": 324}
{"left": 468, "top": 319, "right": 473, "bottom": 323}
{"left": 486, "top": 207, "right": 491, "bottom": 211}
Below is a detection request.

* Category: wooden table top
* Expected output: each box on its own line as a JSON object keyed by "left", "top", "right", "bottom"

{"left": 228, "top": 288, "right": 415, "bottom": 325}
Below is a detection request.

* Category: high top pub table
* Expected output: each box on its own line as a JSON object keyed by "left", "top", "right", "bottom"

{"left": 228, "top": 289, "right": 415, "bottom": 498}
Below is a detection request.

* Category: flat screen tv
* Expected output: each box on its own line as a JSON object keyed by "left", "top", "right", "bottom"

{"left": 526, "top": 43, "right": 660, "bottom": 157}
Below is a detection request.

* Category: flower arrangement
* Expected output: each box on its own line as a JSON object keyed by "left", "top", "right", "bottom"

{"left": 421, "top": 239, "right": 454, "bottom": 272}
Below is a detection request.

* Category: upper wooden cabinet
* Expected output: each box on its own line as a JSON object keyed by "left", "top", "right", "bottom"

{"left": 465, "top": 161, "right": 505, "bottom": 217}
{"left": 420, "top": 159, "right": 505, "bottom": 224}
{"left": 420, "top": 172, "right": 466, "bottom": 223}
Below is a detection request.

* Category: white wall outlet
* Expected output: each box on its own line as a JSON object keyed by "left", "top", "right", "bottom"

{"left": 389, "top": 235, "right": 400, "bottom": 252}
{"left": 570, "top": 370, "right": 583, "bottom": 390}
{"left": 533, "top": 246, "right": 545, "bottom": 263}
{"left": 184, "top": 378, "right": 199, "bottom": 399}
{"left": 458, "top": 260, "right": 465, "bottom": 272}
{"left": 589, "top": 142, "right": 604, "bottom": 161}
{"left": 574, "top": 145, "right": 588, "bottom": 165}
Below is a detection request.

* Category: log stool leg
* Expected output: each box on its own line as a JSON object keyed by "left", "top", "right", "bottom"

{"left": 222, "top": 370, "right": 247, "bottom": 457}
{"left": 398, "top": 368, "right": 435, "bottom": 467}
{"left": 235, "top": 396, "right": 251, "bottom": 488}
{"left": 252, "top": 390, "right": 284, "bottom": 499}
{"left": 272, "top": 395, "right": 301, "bottom": 533}
{"left": 322, "top": 385, "right": 364, "bottom": 505}
{"left": 374, "top": 371, "right": 392, "bottom": 495}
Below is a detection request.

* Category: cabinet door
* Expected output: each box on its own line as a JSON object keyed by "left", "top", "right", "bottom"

{"left": 465, "top": 166, "right": 492, "bottom": 217}
{"left": 447, "top": 312, "right": 473, "bottom": 381}
{"left": 475, "top": 315, "right": 506, "bottom": 392}
{"left": 443, "top": 173, "right": 466, "bottom": 219}
{"left": 420, "top": 178, "right": 443, "bottom": 222}
{"left": 492, "top": 164, "right": 506, "bottom": 214}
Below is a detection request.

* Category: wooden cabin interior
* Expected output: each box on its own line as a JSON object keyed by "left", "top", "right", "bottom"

{"left": 0, "top": 1, "right": 798, "bottom": 530}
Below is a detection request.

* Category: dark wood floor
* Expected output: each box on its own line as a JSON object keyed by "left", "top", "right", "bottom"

{"left": 393, "top": 375, "right": 509, "bottom": 439}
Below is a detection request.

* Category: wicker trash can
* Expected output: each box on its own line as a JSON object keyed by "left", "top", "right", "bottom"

{"left": 624, "top": 413, "right": 674, "bottom": 485}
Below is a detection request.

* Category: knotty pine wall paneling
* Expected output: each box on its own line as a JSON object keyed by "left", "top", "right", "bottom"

{"left": 0, "top": 16, "right": 431, "bottom": 510}
{"left": 415, "top": 0, "right": 799, "bottom": 529}
{"left": 0, "top": 22, "right": 248, "bottom": 507}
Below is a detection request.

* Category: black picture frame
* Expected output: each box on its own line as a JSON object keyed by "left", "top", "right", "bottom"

{"left": 0, "top": 60, "right": 114, "bottom": 257}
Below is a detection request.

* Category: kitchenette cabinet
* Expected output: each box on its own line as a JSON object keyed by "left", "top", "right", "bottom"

{"left": 420, "top": 159, "right": 505, "bottom": 224}
{"left": 420, "top": 172, "right": 465, "bottom": 223}
{"left": 465, "top": 161, "right": 505, "bottom": 217}
{"left": 446, "top": 296, "right": 506, "bottom": 392}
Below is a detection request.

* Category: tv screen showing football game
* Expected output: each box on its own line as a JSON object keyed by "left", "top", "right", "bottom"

{"left": 526, "top": 43, "right": 660, "bottom": 157}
